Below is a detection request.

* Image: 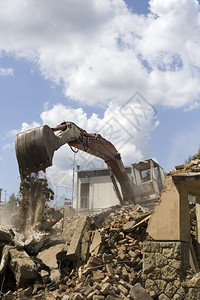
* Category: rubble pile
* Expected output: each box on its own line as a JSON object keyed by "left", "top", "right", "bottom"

{"left": 171, "top": 150, "right": 200, "bottom": 175}
{"left": 0, "top": 205, "right": 153, "bottom": 300}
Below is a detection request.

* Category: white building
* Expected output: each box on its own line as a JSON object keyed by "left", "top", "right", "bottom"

{"left": 76, "top": 159, "right": 165, "bottom": 212}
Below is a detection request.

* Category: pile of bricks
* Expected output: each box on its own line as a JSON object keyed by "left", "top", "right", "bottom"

{"left": 0, "top": 205, "right": 153, "bottom": 299}
{"left": 45, "top": 205, "right": 152, "bottom": 299}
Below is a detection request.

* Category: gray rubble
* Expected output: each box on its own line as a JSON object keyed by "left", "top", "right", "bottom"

{"left": 0, "top": 204, "right": 154, "bottom": 299}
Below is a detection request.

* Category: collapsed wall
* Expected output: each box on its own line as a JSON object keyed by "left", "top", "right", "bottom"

{"left": 143, "top": 157, "right": 200, "bottom": 299}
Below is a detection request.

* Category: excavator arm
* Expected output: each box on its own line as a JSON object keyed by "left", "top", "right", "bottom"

{"left": 15, "top": 122, "right": 135, "bottom": 204}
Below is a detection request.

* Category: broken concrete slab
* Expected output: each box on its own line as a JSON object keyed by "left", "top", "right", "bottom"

{"left": 147, "top": 176, "right": 190, "bottom": 242}
{"left": 66, "top": 216, "right": 90, "bottom": 261}
{"left": 9, "top": 246, "right": 38, "bottom": 286}
{"left": 89, "top": 230, "right": 102, "bottom": 256}
{"left": 24, "top": 230, "right": 47, "bottom": 254}
{"left": 37, "top": 243, "right": 65, "bottom": 269}
{"left": 81, "top": 230, "right": 92, "bottom": 262}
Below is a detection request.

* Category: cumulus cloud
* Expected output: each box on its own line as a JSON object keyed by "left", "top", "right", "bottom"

{"left": 8, "top": 121, "right": 41, "bottom": 137}
{"left": 0, "top": 67, "right": 14, "bottom": 76}
{"left": 0, "top": 0, "right": 199, "bottom": 108}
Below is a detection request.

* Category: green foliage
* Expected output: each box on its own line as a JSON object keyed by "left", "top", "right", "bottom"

{"left": 184, "top": 155, "right": 192, "bottom": 164}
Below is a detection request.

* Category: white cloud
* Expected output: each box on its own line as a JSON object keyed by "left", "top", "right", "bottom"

{"left": 8, "top": 121, "right": 41, "bottom": 137}
{"left": 0, "top": 67, "right": 14, "bottom": 76}
{"left": 0, "top": 0, "right": 199, "bottom": 108}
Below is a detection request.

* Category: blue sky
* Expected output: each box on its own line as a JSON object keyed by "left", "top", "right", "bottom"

{"left": 0, "top": 0, "right": 200, "bottom": 202}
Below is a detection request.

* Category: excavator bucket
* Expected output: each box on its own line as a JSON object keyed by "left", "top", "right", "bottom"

{"left": 15, "top": 125, "right": 59, "bottom": 175}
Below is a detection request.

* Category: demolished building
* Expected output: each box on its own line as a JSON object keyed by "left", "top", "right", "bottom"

{"left": 3, "top": 127, "right": 200, "bottom": 300}
{"left": 76, "top": 159, "right": 165, "bottom": 212}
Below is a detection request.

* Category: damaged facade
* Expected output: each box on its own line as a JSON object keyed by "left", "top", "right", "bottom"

{"left": 76, "top": 159, "right": 165, "bottom": 212}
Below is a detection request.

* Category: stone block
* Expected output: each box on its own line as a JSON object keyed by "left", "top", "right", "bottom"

{"left": 173, "top": 242, "right": 189, "bottom": 268}
{"left": 93, "top": 270, "right": 105, "bottom": 282}
{"left": 81, "top": 231, "right": 92, "bottom": 261}
{"left": 118, "top": 284, "right": 128, "bottom": 296}
{"left": 130, "top": 283, "right": 153, "bottom": 300}
{"left": 162, "top": 247, "right": 174, "bottom": 259}
{"left": 143, "top": 267, "right": 161, "bottom": 280}
{"left": 100, "top": 283, "right": 112, "bottom": 294}
{"left": 9, "top": 247, "right": 37, "bottom": 286}
{"left": 168, "top": 259, "right": 182, "bottom": 270}
{"left": 143, "top": 253, "right": 156, "bottom": 274}
{"left": 158, "top": 294, "right": 170, "bottom": 300}
{"left": 66, "top": 216, "right": 90, "bottom": 260}
{"left": 161, "top": 265, "right": 177, "bottom": 281}
{"left": 145, "top": 279, "right": 167, "bottom": 296}
{"left": 155, "top": 253, "right": 168, "bottom": 268}
{"left": 90, "top": 230, "right": 102, "bottom": 256}
{"left": 165, "top": 282, "right": 177, "bottom": 298}
{"left": 143, "top": 241, "right": 160, "bottom": 253}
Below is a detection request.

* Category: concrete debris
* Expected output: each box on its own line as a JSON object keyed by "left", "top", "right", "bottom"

{"left": 4, "top": 245, "right": 38, "bottom": 286}
{"left": 2, "top": 189, "right": 200, "bottom": 299}
{"left": 0, "top": 203, "right": 151, "bottom": 298}
{"left": 15, "top": 174, "right": 57, "bottom": 236}
{"left": 37, "top": 243, "right": 66, "bottom": 269}
{"left": 42, "top": 208, "right": 64, "bottom": 230}
{"left": 0, "top": 225, "right": 12, "bottom": 242}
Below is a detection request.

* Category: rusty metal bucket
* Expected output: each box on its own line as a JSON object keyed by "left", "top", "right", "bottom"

{"left": 15, "top": 125, "right": 59, "bottom": 175}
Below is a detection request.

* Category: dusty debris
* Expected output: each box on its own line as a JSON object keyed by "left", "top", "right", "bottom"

{"left": 15, "top": 174, "right": 55, "bottom": 235}
{"left": 0, "top": 203, "right": 151, "bottom": 298}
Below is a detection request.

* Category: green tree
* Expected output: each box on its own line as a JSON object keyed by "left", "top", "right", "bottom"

{"left": 184, "top": 155, "right": 192, "bottom": 164}
{"left": 5, "top": 193, "right": 18, "bottom": 214}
